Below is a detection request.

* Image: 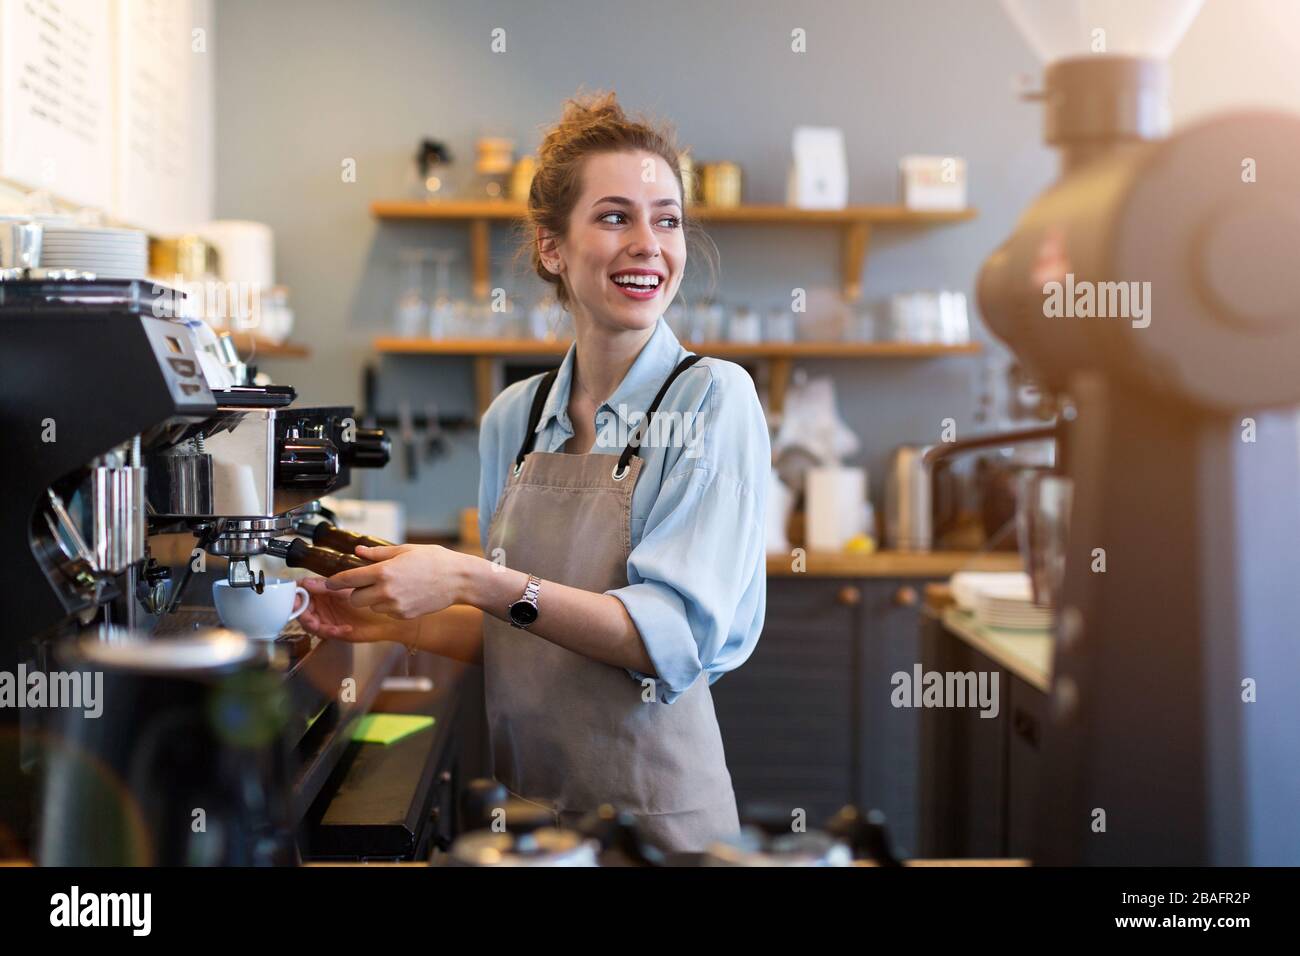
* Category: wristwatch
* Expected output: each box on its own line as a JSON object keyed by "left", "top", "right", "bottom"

{"left": 508, "top": 574, "right": 542, "bottom": 629}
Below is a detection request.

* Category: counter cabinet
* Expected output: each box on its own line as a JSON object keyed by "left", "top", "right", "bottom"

{"left": 710, "top": 576, "right": 938, "bottom": 856}
{"left": 916, "top": 613, "right": 1048, "bottom": 860}
{"left": 711, "top": 575, "right": 1049, "bottom": 861}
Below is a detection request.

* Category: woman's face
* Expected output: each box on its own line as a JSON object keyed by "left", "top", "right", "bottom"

{"left": 543, "top": 150, "right": 686, "bottom": 333}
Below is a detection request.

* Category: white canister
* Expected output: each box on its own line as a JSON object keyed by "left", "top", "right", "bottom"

{"left": 806, "top": 467, "right": 867, "bottom": 552}
{"left": 766, "top": 470, "right": 793, "bottom": 554}
{"left": 196, "top": 220, "right": 275, "bottom": 288}
{"left": 193, "top": 220, "right": 275, "bottom": 330}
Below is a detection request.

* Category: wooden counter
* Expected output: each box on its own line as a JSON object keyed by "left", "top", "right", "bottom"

{"left": 932, "top": 606, "right": 1053, "bottom": 694}
{"left": 923, "top": 582, "right": 1054, "bottom": 692}
{"left": 765, "top": 549, "right": 1023, "bottom": 578}
{"left": 445, "top": 540, "right": 1022, "bottom": 580}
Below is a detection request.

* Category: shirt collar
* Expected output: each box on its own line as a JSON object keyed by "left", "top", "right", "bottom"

{"left": 536, "top": 316, "right": 686, "bottom": 435}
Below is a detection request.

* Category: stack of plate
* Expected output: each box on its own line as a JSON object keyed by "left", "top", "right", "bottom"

{"left": 952, "top": 571, "right": 1054, "bottom": 631}
{"left": 38, "top": 224, "right": 149, "bottom": 279}
{"left": 975, "top": 584, "right": 1053, "bottom": 631}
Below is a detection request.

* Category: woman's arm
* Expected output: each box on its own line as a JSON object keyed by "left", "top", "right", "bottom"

{"left": 460, "top": 558, "right": 654, "bottom": 674}
{"left": 414, "top": 602, "right": 485, "bottom": 665}
{"left": 323, "top": 545, "right": 655, "bottom": 674}
{"left": 298, "top": 575, "right": 485, "bottom": 665}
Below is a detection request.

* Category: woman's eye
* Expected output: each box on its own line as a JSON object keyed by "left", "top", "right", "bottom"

{"left": 597, "top": 211, "right": 680, "bottom": 228}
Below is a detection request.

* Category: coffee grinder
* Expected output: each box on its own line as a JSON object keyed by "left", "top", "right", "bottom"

{"left": 979, "top": 0, "right": 1300, "bottom": 863}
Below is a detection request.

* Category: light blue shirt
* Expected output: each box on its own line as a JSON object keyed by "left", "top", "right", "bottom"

{"left": 478, "top": 317, "right": 769, "bottom": 703}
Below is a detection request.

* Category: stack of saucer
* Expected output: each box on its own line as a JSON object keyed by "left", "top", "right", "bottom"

{"left": 977, "top": 595, "right": 1055, "bottom": 632}
{"left": 952, "top": 571, "right": 1054, "bottom": 631}
{"left": 38, "top": 224, "right": 149, "bottom": 279}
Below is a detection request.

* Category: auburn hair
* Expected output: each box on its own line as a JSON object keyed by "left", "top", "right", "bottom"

{"left": 521, "top": 89, "right": 716, "bottom": 310}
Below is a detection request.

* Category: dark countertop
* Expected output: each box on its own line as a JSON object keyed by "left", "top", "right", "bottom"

{"left": 304, "top": 653, "right": 476, "bottom": 860}
{"left": 293, "top": 641, "right": 407, "bottom": 820}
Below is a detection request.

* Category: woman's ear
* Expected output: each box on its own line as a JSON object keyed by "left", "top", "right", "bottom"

{"left": 536, "top": 227, "right": 564, "bottom": 275}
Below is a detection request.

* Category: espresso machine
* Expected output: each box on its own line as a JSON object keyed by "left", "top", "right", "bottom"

{"left": 0, "top": 274, "right": 390, "bottom": 861}
{"left": 979, "top": 1, "right": 1300, "bottom": 864}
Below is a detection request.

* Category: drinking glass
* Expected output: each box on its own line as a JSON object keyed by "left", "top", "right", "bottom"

{"left": 393, "top": 248, "right": 429, "bottom": 338}
{"left": 427, "top": 248, "right": 458, "bottom": 339}
{"left": 766, "top": 307, "right": 795, "bottom": 343}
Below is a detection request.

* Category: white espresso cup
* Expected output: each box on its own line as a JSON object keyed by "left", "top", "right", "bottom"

{"left": 212, "top": 578, "right": 310, "bottom": 641}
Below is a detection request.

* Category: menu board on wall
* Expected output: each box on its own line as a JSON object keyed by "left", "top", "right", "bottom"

{"left": 114, "top": 0, "right": 213, "bottom": 233}
{"left": 0, "top": 0, "right": 114, "bottom": 209}
{"left": 0, "top": 0, "right": 213, "bottom": 233}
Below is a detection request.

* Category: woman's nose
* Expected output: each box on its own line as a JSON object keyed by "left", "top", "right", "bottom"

{"left": 627, "top": 218, "right": 661, "bottom": 258}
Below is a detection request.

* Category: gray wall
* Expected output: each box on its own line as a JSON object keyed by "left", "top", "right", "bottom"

{"left": 212, "top": 0, "right": 1263, "bottom": 535}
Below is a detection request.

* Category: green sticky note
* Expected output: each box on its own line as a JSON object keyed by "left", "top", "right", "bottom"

{"left": 351, "top": 713, "right": 435, "bottom": 745}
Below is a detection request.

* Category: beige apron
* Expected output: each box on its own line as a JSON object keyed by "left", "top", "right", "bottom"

{"left": 483, "top": 355, "right": 740, "bottom": 853}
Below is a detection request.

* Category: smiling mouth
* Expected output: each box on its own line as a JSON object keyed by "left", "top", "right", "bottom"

{"left": 610, "top": 272, "right": 664, "bottom": 299}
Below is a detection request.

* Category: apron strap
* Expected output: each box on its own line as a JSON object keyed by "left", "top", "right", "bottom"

{"left": 513, "top": 354, "right": 704, "bottom": 476}
{"left": 614, "top": 353, "right": 703, "bottom": 477}
{"left": 513, "top": 368, "right": 560, "bottom": 472}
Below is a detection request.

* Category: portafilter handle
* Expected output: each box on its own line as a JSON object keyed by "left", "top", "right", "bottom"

{"left": 309, "top": 522, "right": 394, "bottom": 553}
{"left": 264, "top": 537, "right": 369, "bottom": 576}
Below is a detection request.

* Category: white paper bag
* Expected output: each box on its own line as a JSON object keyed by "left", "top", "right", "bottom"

{"left": 788, "top": 127, "right": 848, "bottom": 210}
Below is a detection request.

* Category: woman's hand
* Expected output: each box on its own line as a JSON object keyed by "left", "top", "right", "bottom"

{"left": 298, "top": 576, "right": 415, "bottom": 644}
{"left": 323, "top": 543, "right": 469, "bottom": 620}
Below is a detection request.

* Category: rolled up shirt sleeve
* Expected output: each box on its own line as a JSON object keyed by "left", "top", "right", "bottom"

{"left": 606, "top": 361, "right": 769, "bottom": 704}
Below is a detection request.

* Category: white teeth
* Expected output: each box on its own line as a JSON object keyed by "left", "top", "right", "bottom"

{"left": 612, "top": 274, "right": 660, "bottom": 288}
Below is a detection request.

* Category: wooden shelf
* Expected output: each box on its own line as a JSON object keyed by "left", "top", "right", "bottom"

{"left": 692, "top": 204, "right": 976, "bottom": 225}
{"left": 375, "top": 336, "right": 569, "bottom": 356}
{"left": 371, "top": 199, "right": 975, "bottom": 226}
{"left": 765, "top": 549, "right": 1022, "bottom": 578}
{"left": 374, "top": 336, "right": 980, "bottom": 420}
{"left": 429, "top": 539, "right": 1022, "bottom": 580}
{"left": 371, "top": 199, "right": 528, "bottom": 221}
{"left": 373, "top": 337, "right": 979, "bottom": 358}
{"left": 228, "top": 332, "right": 311, "bottom": 359}
{"left": 370, "top": 200, "right": 975, "bottom": 302}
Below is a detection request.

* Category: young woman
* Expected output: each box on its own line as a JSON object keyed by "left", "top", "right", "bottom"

{"left": 299, "top": 91, "right": 769, "bottom": 852}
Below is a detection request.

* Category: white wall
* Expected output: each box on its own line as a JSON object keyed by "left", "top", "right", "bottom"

{"left": 1172, "top": 0, "right": 1300, "bottom": 122}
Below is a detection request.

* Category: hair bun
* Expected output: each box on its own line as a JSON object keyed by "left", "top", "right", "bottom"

{"left": 562, "top": 90, "right": 624, "bottom": 122}
{"left": 538, "top": 91, "right": 629, "bottom": 162}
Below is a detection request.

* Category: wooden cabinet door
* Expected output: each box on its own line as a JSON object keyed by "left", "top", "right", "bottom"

{"left": 711, "top": 577, "right": 860, "bottom": 826}
{"left": 858, "top": 579, "right": 936, "bottom": 858}
{"left": 1006, "top": 675, "right": 1048, "bottom": 859}
{"left": 916, "top": 626, "right": 1008, "bottom": 858}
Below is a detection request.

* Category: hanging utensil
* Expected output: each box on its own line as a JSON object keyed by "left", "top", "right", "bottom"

{"left": 424, "top": 402, "right": 447, "bottom": 461}
{"left": 397, "top": 400, "right": 418, "bottom": 481}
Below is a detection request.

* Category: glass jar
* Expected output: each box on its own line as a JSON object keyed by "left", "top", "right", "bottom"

{"left": 470, "top": 137, "right": 515, "bottom": 201}
{"left": 728, "top": 305, "right": 762, "bottom": 343}
{"left": 850, "top": 302, "right": 880, "bottom": 342}
{"left": 766, "top": 307, "right": 796, "bottom": 343}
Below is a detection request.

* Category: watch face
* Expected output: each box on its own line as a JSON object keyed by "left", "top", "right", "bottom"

{"left": 510, "top": 600, "right": 539, "bottom": 627}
